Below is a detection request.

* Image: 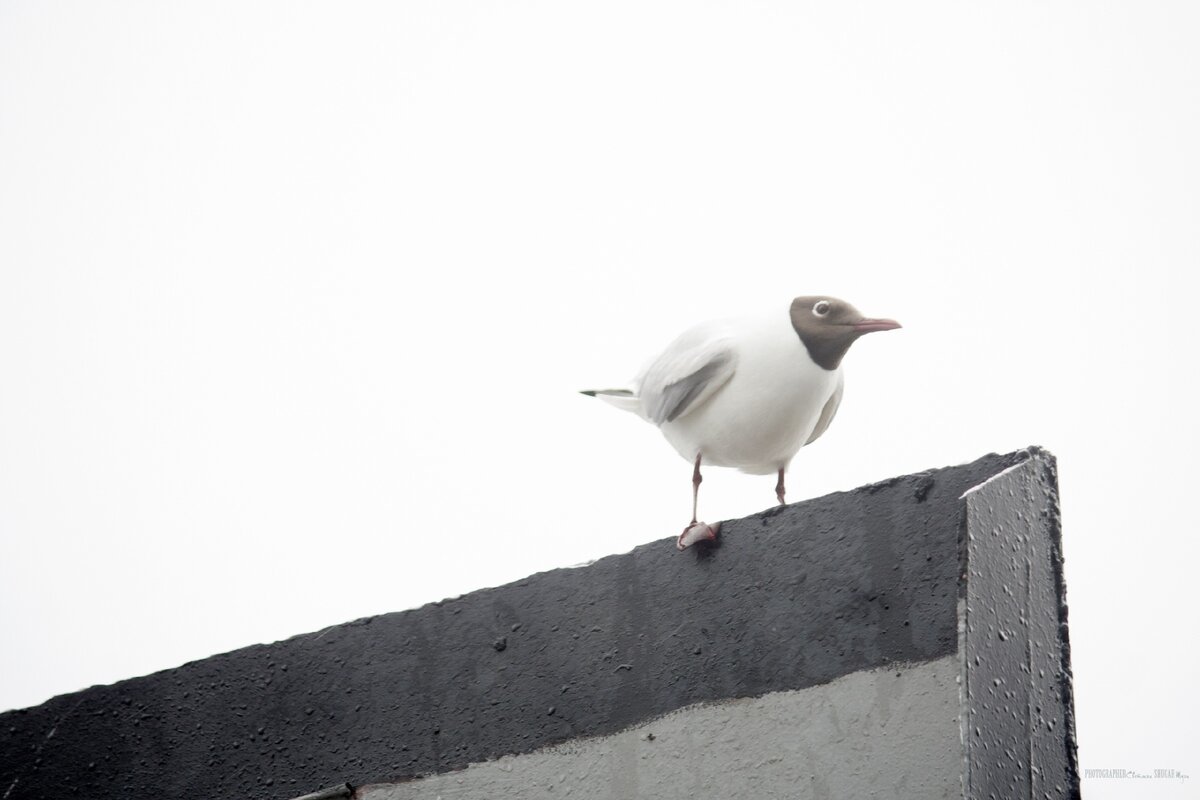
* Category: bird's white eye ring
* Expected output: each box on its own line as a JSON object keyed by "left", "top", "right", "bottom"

{"left": 812, "top": 300, "right": 831, "bottom": 317}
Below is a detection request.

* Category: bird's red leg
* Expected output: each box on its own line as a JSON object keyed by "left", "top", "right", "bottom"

{"left": 775, "top": 468, "right": 786, "bottom": 506}
{"left": 678, "top": 453, "right": 719, "bottom": 550}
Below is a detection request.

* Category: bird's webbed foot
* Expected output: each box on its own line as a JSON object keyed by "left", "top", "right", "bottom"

{"left": 677, "top": 520, "right": 720, "bottom": 550}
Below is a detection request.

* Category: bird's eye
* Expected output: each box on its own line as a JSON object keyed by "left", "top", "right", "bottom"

{"left": 812, "top": 300, "right": 831, "bottom": 317}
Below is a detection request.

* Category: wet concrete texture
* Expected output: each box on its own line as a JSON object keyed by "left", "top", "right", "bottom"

{"left": 960, "top": 455, "right": 1079, "bottom": 799}
{"left": 0, "top": 448, "right": 1078, "bottom": 800}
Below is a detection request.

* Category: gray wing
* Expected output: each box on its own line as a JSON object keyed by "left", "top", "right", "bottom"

{"left": 805, "top": 374, "right": 844, "bottom": 444}
{"left": 635, "top": 327, "right": 738, "bottom": 425}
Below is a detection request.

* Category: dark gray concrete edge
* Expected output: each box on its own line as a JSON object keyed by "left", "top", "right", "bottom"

{"left": 959, "top": 450, "right": 1081, "bottom": 799}
{"left": 1, "top": 448, "right": 1060, "bottom": 800}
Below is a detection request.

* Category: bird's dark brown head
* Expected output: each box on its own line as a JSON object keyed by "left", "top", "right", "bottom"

{"left": 789, "top": 296, "right": 901, "bottom": 371}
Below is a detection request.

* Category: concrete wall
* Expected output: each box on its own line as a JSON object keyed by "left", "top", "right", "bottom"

{"left": 358, "top": 656, "right": 966, "bottom": 800}
{"left": 0, "top": 447, "right": 1079, "bottom": 799}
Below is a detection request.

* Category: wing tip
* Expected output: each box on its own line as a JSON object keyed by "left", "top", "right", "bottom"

{"left": 580, "top": 389, "right": 635, "bottom": 398}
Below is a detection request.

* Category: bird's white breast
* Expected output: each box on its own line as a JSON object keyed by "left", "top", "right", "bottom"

{"left": 658, "top": 311, "right": 840, "bottom": 474}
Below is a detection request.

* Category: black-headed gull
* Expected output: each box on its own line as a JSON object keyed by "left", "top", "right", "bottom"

{"left": 583, "top": 296, "right": 900, "bottom": 550}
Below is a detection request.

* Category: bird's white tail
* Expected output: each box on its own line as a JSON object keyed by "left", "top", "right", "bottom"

{"left": 580, "top": 389, "right": 643, "bottom": 416}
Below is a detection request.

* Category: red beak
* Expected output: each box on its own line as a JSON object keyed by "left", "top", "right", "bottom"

{"left": 852, "top": 317, "right": 902, "bottom": 334}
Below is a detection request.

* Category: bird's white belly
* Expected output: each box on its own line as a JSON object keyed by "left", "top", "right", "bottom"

{"left": 658, "top": 327, "right": 839, "bottom": 475}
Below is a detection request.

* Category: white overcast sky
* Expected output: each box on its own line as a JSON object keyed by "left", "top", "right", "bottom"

{"left": 1, "top": 2, "right": 1197, "bottom": 797}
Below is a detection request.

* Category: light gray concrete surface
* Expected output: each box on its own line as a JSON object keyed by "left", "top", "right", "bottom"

{"left": 357, "top": 655, "right": 963, "bottom": 800}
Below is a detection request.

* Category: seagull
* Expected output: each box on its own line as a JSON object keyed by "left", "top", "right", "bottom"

{"left": 582, "top": 296, "right": 900, "bottom": 549}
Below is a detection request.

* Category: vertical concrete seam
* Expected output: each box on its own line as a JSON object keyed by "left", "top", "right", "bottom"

{"left": 1035, "top": 450, "right": 1081, "bottom": 799}
{"left": 955, "top": 483, "right": 974, "bottom": 800}
{"left": 1025, "top": 552, "right": 1034, "bottom": 798}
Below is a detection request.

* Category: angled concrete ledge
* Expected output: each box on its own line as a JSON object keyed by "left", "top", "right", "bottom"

{"left": 0, "top": 447, "right": 1079, "bottom": 800}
